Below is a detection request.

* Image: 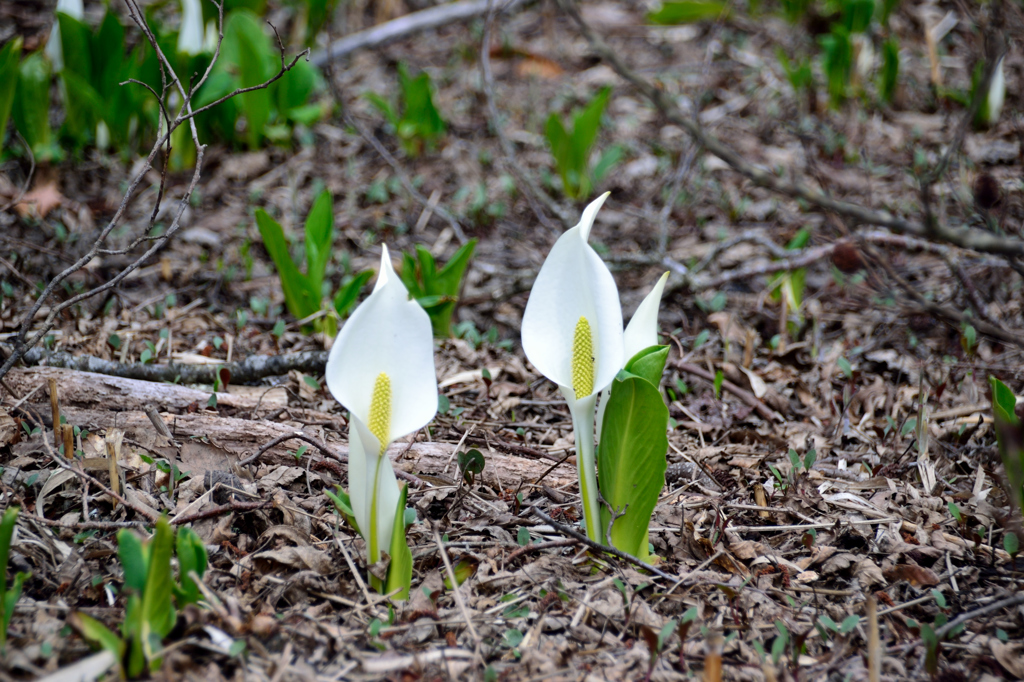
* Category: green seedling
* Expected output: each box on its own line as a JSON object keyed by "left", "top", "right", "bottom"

{"left": 189, "top": 10, "right": 325, "bottom": 155}
{"left": 878, "top": 38, "right": 899, "bottom": 103}
{"left": 256, "top": 191, "right": 373, "bottom": 335}
{"left": 544, "top": 86, "right": 622, "bottom": 200}
{"left": 990, "top": 377, "right": 1024, "bottom": 521}
{"left": 768, "top": 228, "right": 810, "bottom": 336}
{"left": 69, "top": 518, "right": 207, "bottom": 678}
{"left": 0, "top": 507, "right": 29, "bottom": 650}
{"left": 399, "top": 240, "right": 477, "bottom": 338}
{"left": 365, "top": 63, "right": 446, "bottom": 157}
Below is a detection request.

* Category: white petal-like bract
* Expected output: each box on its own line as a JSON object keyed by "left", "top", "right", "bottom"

{"left": 521, "top": 193, "right": 623, "bottom": 398}
{"left": 178, "top": 0, "right": 204, "bottom": 55}
{"left": 623, "top": 271, "right": 669, "bottom": 363}
{"left": 326, "top": 245, "right": 437, "bottom": 442}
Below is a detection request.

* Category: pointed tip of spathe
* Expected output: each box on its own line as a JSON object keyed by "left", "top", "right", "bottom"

{"left": 374, "top": 244, "right": 395, "bottom": 292}
{"left": 577, "top": 191, "right": 612, "bottom": 242}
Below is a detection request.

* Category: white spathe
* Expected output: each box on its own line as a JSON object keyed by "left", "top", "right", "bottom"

{"left": 597, "top": 271, "right": 669, "bottom": 442}
{"left": 178, "top": 0, "right": 205, "bottom": 55}
{"left": 45, "top": 0, "right": 84, "bottom": 73}
{"left": 522, "top": 192, "right": 624, "bottom": 398}
{"left": 623, "top": 271, "right": 669, "bottom": 363}
{"left": 521, "top": 192, "right": 623, "bottom": 543}
{"left": 325, "top": 245, "right": 437, "bottom": 560}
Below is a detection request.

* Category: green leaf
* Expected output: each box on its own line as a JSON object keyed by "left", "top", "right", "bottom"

{"left": 0, "top": 38, "right": 22, "bottom": 155}
{"left": 443, "top": 557, "right": 479, "bottom": 590}
{"left": 140, "top": 518, "right": 176, "bottom": 666}
{"left": 117, "top": 529, "right": 149, "bottom": 594}
{"left": 544, "top": 113, "right": 574, "bottom": 196}
{"left": 365, "top": 92, "right": 399, "bottom": 128}
{"left": 990, "top": 376, "right": 1024, "bottom": 516}
{"left": 503, "top": 628, "right": 524, "bottom": 648}
{"left": 385, "top": 484, "right": 412, "bottom": 600}
{"left": 517, "top": 526, "right": 531, "bottom": 546}
{"left": 838, "top": 615, "right": 860, "bottom": 634}
{"left": 58, "top": 12, "right": 94, "bottom": 82}
{"left": 174, "top": 527, "right": 208, "bottom": 606}
{"left": 457, "top": 449, "right": 486, "bottom": 481}
{"left": 648, "top": 1, "right": 730, "bottom": 24}
{"left": 303, "top": 191, "right": 334, "bottom": 302}
{"left": 223, "top": 11, "right": 272, "bottom": 148}
{"left": 623, "top": 345, "right": 670, "bottom": 387}
{"left": 333, "top": 270, "right": 374, "bottom": 318}
{"left": 326, "top": 486, "right": 360, "bottom": 534}
{"left": 68, "top": 611, "right": 125, "bottom": 659}
{"left": 2, "top": 572, "right": 28, "bottom": 641}
{"left": 13, "top": 53, "right": 59, "bottom": 162}
{"left": 1005, "top": 531, "right": 1020, "bottom": 557}
{"left": 597, "top": 374, "right": 669, "bottom": 559}
{"left": 255, "top": 209, "right": 318, "bottom": 322}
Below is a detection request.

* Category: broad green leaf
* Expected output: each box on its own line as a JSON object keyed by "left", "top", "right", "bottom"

{"left": 597, "top": 375, "right": 670, "bottom": 559}
{"left": 304, "top": 190, "right": 334, "bottom": 301}
{"left": 174, "top": 527, "right": 208, "bottom": 606}
{"left": 58, "top": 13, "right": 94, "bottom": 82}
{"left": 140, "top": 517, "right": 176, "bottom": 666}
{"left": 91, "top": 11, "right": 125, "bottom": 101}
{"left": 61, "top": 70, "right": 103, "bottom": 145}
{"left": 385, "top": 484, "right": 412, "bottom": 600}
{"left": 117, "top": 529, "right": 148, "bottom": 594}
{"left": 648, "top": 1, "right": 730, "bottom": 24}
{"left": 223, "top": 11, "right": 272, "bottom": 148}
{"left": 0, "top": 38, "right": 22, "bottom": 154}
{"left": 623, "top": 345, "right": 670, "bottom": 388}
{"left": 69, "top": 611, "right": 125, "bottom": 659}
{"left": 278, "top": 57, "right": 317, "bottom": 115}
{"left": 13, "top": 53, "right": 59, "bottom": 161}
{"left": 255, "top": 209, "right": 318, "bottom": 321}
{"left": 592, "top": 144, "right": 623, "bottom": 185}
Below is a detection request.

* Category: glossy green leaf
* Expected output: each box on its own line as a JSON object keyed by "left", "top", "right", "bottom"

{"left": 597, "top": 374, "right": 669, "bottom": 560}
{"left": 648, "top": 1, "right": 730, "bottom": 24}
{"left": 58, "top": 13, "right": 93, "bottom": 82}
{"left": 385, "top": 484, "right": 412, "bottom": 601}
{"left": 326, "top": 486, "right": 360, "bottom": 534}
{"left": 623, "top": 345, "right": 670, "bottom": 388}
{"left": 0, "top": 506, "right": 27, "bottom": 645}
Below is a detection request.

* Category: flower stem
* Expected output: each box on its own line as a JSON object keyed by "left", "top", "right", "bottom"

{"left": 565, "top": 391, "right": 602, "bottom": 545}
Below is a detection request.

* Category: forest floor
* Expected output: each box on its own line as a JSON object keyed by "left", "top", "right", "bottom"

{"left": 2, "top": 0, "right": 1024, "bottom": 680}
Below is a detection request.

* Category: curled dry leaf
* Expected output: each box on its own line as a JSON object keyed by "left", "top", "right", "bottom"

{"left": 882, "top": 563, "right": 940, "bottom": 587}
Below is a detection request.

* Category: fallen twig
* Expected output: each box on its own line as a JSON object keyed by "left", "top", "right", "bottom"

{"left": 530, "top": 507, "right": 677, "bottom": 582}
{"left": 171, "top": 499, "right": 273, "bottom": 525}
{"left": 676, "top": 362, "right": 782, "bottom": 422}
{"left": 310, "top": 0, "right": 530, "bottom": 66}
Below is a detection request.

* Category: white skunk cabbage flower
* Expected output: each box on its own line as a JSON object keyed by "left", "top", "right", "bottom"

{"left": 45, "top": 0, "right": 84, "bottom": 73}
{"left": 522, "top": 193, "right": 623, "bottom": 543}
{"left": 326, "top": 245, "right": 437, "bottom": 563}
{"left": 597, "top": 271, "right": 669, "bottom": 441}
{"left": 178, "top": 0, "right": 204, "bottom": 55}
